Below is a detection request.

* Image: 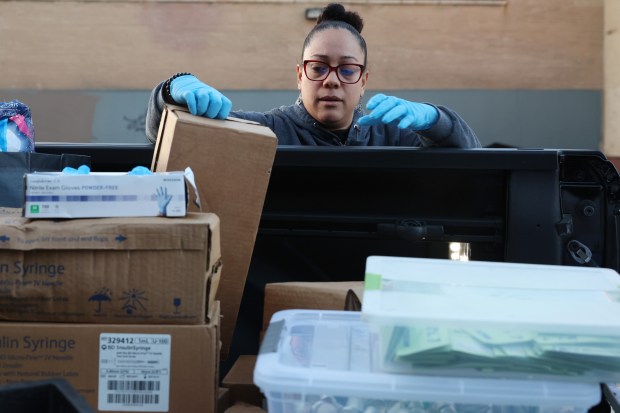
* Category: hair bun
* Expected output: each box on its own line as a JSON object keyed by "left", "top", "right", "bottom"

{"left": 317, "top": 3, "right": 364, "bottom": 33}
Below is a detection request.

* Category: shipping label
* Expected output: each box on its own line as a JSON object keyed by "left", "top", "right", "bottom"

{"left": 98, "top": 333, "right": 171, "bottom": 412}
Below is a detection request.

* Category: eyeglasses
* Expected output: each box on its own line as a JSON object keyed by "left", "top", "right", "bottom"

{"left": 303, "top": 60, "right": 365, "bottom": 84}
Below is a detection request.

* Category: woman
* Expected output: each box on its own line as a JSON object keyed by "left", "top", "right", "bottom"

{"left": 146, "top": 3, "right": 481, "bottom": 148}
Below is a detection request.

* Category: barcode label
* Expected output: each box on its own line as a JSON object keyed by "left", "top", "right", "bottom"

{"left": 107, "top": 393, "right": 160, "bottom": 405}
{"left": 98, "top": 333, "right": 171, "bottom": 412}
{"left": 107, "top": 380, "right": 161, "bottom": 392}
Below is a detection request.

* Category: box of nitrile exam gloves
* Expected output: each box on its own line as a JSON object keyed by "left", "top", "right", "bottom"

{"left": 0, "top": 212, "right": 221, "bottom": 324}
{"left": 23, "top": 171, "right": 188, "bottom": 218}
{"left": 0, "top": 301, "right": 220, "bottom": 413}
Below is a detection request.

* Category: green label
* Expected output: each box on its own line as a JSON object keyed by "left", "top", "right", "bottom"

{"left": 364, "top": 272, "right": 382, "bottom": 290}
{"left": 30, "top": 205, "right": 40, "bottom": 214}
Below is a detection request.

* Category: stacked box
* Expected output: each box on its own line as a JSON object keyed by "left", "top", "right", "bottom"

{"left": 0, "top": 303, "right": 220, "bottom": 413}
{"left": 0, "top": 212, "right": 222, "bottom": 412}
{"left": 256, "top": 309, "right": 601, "bottom": 413}
{"left": 23, "top": 171, "right": 190, "bottom": 218}
{"left": 362, "top": 256, "right": 620, "bottom": 383}
{"left": 0, "top": 212, "right": 220, "bottom": 324}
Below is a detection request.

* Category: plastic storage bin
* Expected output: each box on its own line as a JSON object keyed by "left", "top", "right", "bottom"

{"left": 254, "top": 309, "right": 601, "bottom": 413}
{"left": 362, "top": 256, "right": 620, "bottom": 382}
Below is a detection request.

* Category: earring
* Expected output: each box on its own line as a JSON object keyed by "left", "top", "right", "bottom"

{"left": 356, "top": 96, "right": 363, "bottom": 113}
{"left": 296, "top": 96, "right": 303, "bottom": 105}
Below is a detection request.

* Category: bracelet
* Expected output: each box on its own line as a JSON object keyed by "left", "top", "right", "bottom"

{"left": 163, "top": 72, "right": 193, "bottom": 104}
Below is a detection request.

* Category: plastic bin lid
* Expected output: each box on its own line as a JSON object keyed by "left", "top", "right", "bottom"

{"left": 362, "top": 256, "right": 620, "bottom": 333}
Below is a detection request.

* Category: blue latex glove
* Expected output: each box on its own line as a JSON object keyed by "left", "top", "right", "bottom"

{"left": 357, "top": 94, "right": 439, "bottom": 130}
{"left": 62, "top": 165, "right": 90, "bottom": 175}
{"left": 170, "top": 75, "right": 232, "bottom": 119}
{"left": 127, "top": 166, "right": 152, "bottom": 175}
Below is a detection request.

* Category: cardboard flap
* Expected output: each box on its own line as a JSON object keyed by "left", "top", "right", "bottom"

{"left": 151, "top": 104, "right": 173, "bottom": 173}
{"left": 0, "top": 212, "right": 217, "bottom": 252}
{"left": 164, "top": 104, "right": 264, "bottom": 127}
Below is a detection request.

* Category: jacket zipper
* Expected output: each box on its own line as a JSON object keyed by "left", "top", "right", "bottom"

{"left": 313, "top": 122, "right": 342, "bottom": 145}
{"left": 313, "top": 122, "right": 360, "bottom": 146}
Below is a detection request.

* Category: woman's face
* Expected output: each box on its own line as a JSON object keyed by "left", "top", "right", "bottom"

{"left": 297, "top": 28, "right": 368, "bottom": 131}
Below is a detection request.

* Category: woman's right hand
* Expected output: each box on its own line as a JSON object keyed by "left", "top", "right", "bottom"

{"left": 170, "top": 75, "right": 232, "bottom": 119}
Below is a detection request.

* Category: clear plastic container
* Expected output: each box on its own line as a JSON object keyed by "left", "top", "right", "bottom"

{"left": 362, "top": 256, "right": 620, "bottom": 382}
{"left": 254, "top": 309, "right": 601, "bottom": 413}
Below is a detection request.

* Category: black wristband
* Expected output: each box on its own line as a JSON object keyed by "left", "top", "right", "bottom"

{"left": 163, "top": 72, "right": 193, "bottom": 104}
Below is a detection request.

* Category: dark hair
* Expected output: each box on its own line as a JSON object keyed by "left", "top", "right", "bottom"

{"left": 301, "top": 3, "right": 367, "bottom": 67}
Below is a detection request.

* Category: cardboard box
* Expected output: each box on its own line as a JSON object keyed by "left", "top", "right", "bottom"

{"left": 152, "top": 105, "right": 277, "bottom": 357}
{"left": 221, "top": 355, "right": 263, "bottom": 408}
{"left": 218, "top": 387, "right": 232, "bottom": 413}
{"left": 224, "top": 402, "right": 267, "bottom": 413}
{"left": 262, "top": 282, "right": 364, "bottom": 332}
{"left": 23, "top": 171, "right": 188, "bottom": 218}
{"left": 0, "top": 302, "right": 220, "bottom": 413}
{"left": 0, "top": 212, "right": 220, "bottom": 324}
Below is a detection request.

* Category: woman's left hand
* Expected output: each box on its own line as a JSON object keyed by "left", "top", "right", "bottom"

{"left": 358, "top": 94, "right": 439, "bottom": 130}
